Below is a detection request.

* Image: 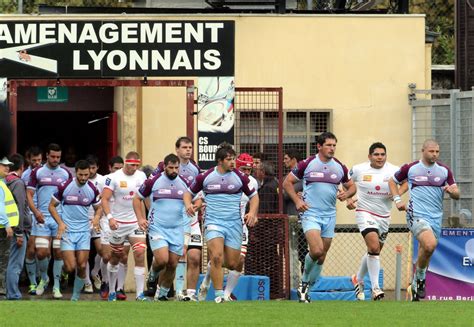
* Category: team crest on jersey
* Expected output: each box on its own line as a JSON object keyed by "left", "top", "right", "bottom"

{"left": 120, "top": 181, "right": 128, "bottom": 188}
{"left": 228, "top": 184, "right": 235, "bottom": 190}
{"left": 363, "top": 175, "right": 372, "bottom": 182}
{"left": 105, "top": 177, "right": 111, "bottom": 186}
{"left": 83, "top": 198, "right": 89, "bottom": 203}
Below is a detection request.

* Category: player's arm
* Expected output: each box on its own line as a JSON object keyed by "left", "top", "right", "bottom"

{"left": 183, "top": 191, "right": 196, "bottom": 216}
{"left": 389, "top": 177, "right": 406, "bottom": 211}
{"left": 133, "top": 194, "right": 148, "bottom": 231}
{"left": 444, "top": 168, "right": 460, "bottom": 200}
{"left": 92, "top": 204, "right": 102, "bottom": 232}
{"left": 48, "top": 197, "right": 66, "bottom": 240}
{"left": 101, "top": 188, "right": 118, "bottom": 230}
{"left": 283, "top": 173, "right": 309, "bottom": 212}
{"left": 244, "top": 193, "right": 259, "bottom": 227}
{"left": 338, "top": 179, "right": 356, "bottom": 202}
{"left": 27, "top": 188, "right": 44, "bottom": 224}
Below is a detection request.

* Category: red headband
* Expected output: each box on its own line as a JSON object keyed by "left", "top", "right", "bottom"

{"left": 125, "top": 159, "right": 141, "bottom": 164}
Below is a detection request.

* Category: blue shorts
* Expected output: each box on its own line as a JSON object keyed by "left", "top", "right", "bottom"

{"left": 204, "top": 220, "right": 242, "bottom": 250}
{"left": 31, "top": 215, "right": 58, "bottom": 237}
{"left": 301, "top": 215, "right": 336, "bottom": 238}
{"left": 149, "top": 224, "right": 184, "bottom": 256}
{"left": 61, "top": 231, "right": 91, "bottom": 251}
{"left": 406, "top": 214, "right": 441, "bottom": 240}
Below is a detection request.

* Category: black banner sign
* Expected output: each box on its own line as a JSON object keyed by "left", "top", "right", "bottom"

{"left": 0, "top": 21, "right": 234, "bottom": 77}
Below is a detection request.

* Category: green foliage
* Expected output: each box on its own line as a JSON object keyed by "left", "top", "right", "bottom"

{"left": 0, "top": 0, "right": 132, "bottom": 14}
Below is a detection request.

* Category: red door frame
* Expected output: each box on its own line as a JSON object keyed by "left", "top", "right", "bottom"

{"left": 8, "top": 79, "right": 195, "bottom": 153}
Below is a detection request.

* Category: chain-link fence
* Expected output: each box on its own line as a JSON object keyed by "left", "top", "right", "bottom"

{"left": 410, "top": 87, "right": 474, "bottom": 228}
{"left": 289, "top": 218, "right": 411, "bottom": 292}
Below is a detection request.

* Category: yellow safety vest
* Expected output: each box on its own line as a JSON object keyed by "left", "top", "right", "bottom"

{"left": 0, "top": 180, "right": 19, "bottom": 228}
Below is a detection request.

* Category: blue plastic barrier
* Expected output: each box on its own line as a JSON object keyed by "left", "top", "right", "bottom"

{"left": 197, "top": 274, "right": 270, "bottom": 301}
{"left": 290, "top": 270, "right": 383, "bottom": 301}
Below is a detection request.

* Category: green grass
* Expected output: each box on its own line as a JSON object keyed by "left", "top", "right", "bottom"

{"left": 1, "top": 301, "right": 472, "bottom": 326}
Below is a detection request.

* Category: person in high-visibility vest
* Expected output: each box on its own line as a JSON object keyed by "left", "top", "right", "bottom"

{"left": 0, "top": 156, "right": 19, "bottom": 296}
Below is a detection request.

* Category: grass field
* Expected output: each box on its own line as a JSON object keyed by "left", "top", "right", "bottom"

{"left": 0, "top": 300, "right": 472, "bottom": 326}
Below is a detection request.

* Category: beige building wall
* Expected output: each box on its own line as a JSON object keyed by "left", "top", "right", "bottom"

{"left": 138, "top": 14, "right": 427, "bottom": 224}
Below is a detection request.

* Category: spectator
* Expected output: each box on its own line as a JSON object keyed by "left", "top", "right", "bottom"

{"left": 256, "top": 161, "right": 279, "bottom": 214}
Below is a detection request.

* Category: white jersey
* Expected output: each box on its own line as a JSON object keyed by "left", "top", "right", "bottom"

{"left": 88, "top": 173, "right": 105, "bottom": 219}
{"left": 350, "top": 161, "right": 399, "bottom": 217}
{"left": 103, "top": 169, "right": 147, "bottom": 223}
{"left": 240, "top": 175, "right": 259, "bottom": 220}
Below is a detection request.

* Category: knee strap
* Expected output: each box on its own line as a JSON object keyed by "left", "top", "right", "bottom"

{"left": 132, "top": 242, "right": 147, "bottom": 253}
{"left": 52, "top": 239, "right": 61, "bottom": 249}
{"left": 35, "top": 238, "right": 50, "bottom": 249}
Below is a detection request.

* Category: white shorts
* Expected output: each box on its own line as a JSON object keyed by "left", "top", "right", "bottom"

{"left": 240, "top": 223, "right": 248, "bottom": 256}
{"left": 184, "top": 215, "right": 203, "bottom": 248}
{"left": 100, "top": 217, "right": 112, "bottom": 245}
{"left": 110, "top": 222, "right": 146, "bottom": 245}
{"left": 90, "top": 221, "right": 101, "bottom": 239}
{"left": 355, "top": 210, "right": 391, "bottom": 243}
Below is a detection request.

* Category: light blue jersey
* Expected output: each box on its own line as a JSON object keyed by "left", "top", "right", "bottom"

{"left": 28, "top": 165, "right": 71, "bottom": 215}
{"left": 53, "top": 179, "right": 101, "bottom": 232}
{"left": 137, "top": 172, "right": 190, "bottom": 229}
{"left": 22, "top": 165, "right": 39, "bottom": 208}
{"left": 188, "top": 167, "right": 257, "bottom": 250}
{"left": 393, "top": 160, "right": 455, "bottom": 238}
{"left": 291, "top": 155, "right": 350, "bottom": 219}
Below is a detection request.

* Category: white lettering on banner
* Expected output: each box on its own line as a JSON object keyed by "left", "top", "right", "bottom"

{"left": 38, "top": 23, "right": 55, "bottom": 43}
{"left": 58, "top": 23, "right": 77, "bottom": 43}
{"left": 99, "top": 23, "right": 119, "bottom": 44}
{"left": 15, "top": 24, "right": 36, "bottom": 44}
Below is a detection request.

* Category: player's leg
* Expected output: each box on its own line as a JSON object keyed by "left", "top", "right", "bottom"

{"left": 99, "top": 218, "right": 112, "bottom": 299}
{"left": 116, "top": 243, "right": 130, "bottom": 300}
{"left": 156, "top": 250, "right": 180, "bottom": 301}
{"left": 25, "top": 234, "right": 38, "bottom": 295}
{"left": 223, "top": 224, "right": 247, "bottom": 301}
{"left": 207, "top": 236, "right": 226, "bottom": 302}
{"left": 34, "top": 235, "right": 51, "bottom": 296}
{"left": 50, "top": 221, "right": 64, "bottom": 298}
{"left": 72, "top": 250, "right": 90, "bottom": 301}
{"left": 90, "top": 237, "right": 103, "bottom": 290}
{"left": 130, "top": 234, "right": 148, "bottom": 301}
{"left": 107, "top": 239, "right": 124, "bottom": 301}
{"left": 363, "top": 229, "right": 383, "bottom": 300}
{"left": 184, "top": 247, "right": 202, "bottom": 301}
{"left": 413, "top": 227, "right": 438, "bottom": 300}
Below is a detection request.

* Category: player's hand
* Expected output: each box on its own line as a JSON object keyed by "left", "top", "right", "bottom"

{"left": 337, "top": 189, "right": 349, "bottom": 202}
{"left": 395, "top": 202, "right": 406, "bottom": 211}
{"left": 138, "top": 218, "right": 148, "bottom": 231}
{"left": 15, "top": 234, "right": 24, "bottom": 247}
{"left": 443, "top": 184, "right": 457, "bottom": 194}
{"left": 297, "top": 192, "right": 303, "bottom": 198}
{"left": 5, "top": 226, "right": 13, "bottom": 239}
{"left": 186, "top": 204, "right": 196, "bottom": 217}
{"left": 56, "top": 222, "right": 66, "bottom": 240}
{"left": 109, "top": 218, "right": 119, "bottom": 230}
{"left": 34, "top": 211, "right": 45, "bottom": 224}
{"left": 244, "top": 213, "right": 258, "bottom": 227}
{"left": 295, "top": 198, "right": 309, "bottom": 213}
{"left": 92, "top": 217, "right": 101, "bottom": 232}
{"left": 346, "top": 198, "right": 358, "bottom": 210}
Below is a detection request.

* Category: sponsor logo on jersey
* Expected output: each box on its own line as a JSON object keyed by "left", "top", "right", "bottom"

{"left": 120, "top": 181, "right": 128, "bottom": 188}
{"left": 434, "top": 177, "right": 441, "bottom": 182}
{"left": 208, "top": 184, "right": 221, "bottom": 190}
{"left": 83, "top": 197, "right": 89, "bottom": 203}
{"left": 105, "top": 177, "right": 111, "bottom": 186}
{"left": 414, "top": 176, "right": 428, "bottom": 182}
{"left": 309, "top": 172, "right": 324, "bottom": 178}
{"left": 40, "top": 177, "right": 52, "bottom": 183}
{"left": 330, "top": 174, "right": 337, "bottom": 179}
{"left": 158, "top": 189, "right": 172, "bottom": 194}
{"left": 177, "top": 190, "right": 184, "bottom": 195}
{"left": 363, "top": 175, "right": 372, "bottom": 182}
{"left": 228, "top": 184, "right": 235, "bottom": 189}
{"left": 66, "top": 195, "right": 79, "bottom": 201}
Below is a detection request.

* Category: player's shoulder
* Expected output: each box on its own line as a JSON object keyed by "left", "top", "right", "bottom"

{"left": 383, "top": 162, "right": 400, "bottom": 172}
{"left": 352, "top": 161, "right": 370, "bottom": 172}
{"left": 332, "top": 156, "right": 348, "bottom": 168}
{"left": 135, "top": 170, "right": 147, "bottom": 181}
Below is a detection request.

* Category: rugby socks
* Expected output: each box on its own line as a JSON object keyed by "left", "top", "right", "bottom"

{"left": 224, "top": 270, "right": 241, "bottom": 298}
{"left": 84, "top": 261, "right": 91, "bottom": 285}
{"left": 134, "top": 266, "right": 146, "bottom": 297}
{"left": 53, "top": 259, "right": 63, "bottom": 290}
{"left": 415, "top": 266, "right": 427, "bottom": 281}
{"left": 108, "top": 263, "right": 119, "bottom": 293}
{"left": 175, "top": 261, "right": 186, "bottom": 295}
{"left": 100, "top": 259, "right": 109, "bottom": 283}
{"left": 202, "top": 261, "right": 212, "bottom": 288}
{"left": 357, "top": 253, "right": 368, "bottom": 282}
{"left": 159, "top": 286, "right": 169, "bottom": 299}
{"left": 215, "top": 289, "right": 224, "bottom": 299}
{"left": 302, "top": 253, "right": 323, "bottom": 285}
{"left": 367, "top": 253, "right": 380, "bottom": 289}
{"left": 25, "top": 258, "right": 37, "bottom": 285}
{"left": 38, "top": 257, "right": 50, "bottom": 281}
{"left": 117, "top": 263, "right": 127, "bottom": 291}
{"left": 187, "top": 289, "right": 196, "bottom": 297}
{"left": 91, "top": 254, "right": 101, "bottom": 277}
{"left": 72, "top": 277, "right": 85, "bottom": 299}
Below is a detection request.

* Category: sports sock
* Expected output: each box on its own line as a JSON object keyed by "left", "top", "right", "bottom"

{"left": 84, "top": 261, "right": 91, "bottom": 285}
{"left": 187, "top": 289, "right": 196, "bottom": 297}
{"left": 117, "top": 263, "right": 127, "bottom": 291}
{"left": 72, "top": 277, "right": 85, "bottom": 299}
{"left": 38, "top": 257, "right": 50, "bottom": 281}
{"left": 367, "top": 254, "right": 380, "bottom": 289}
{"left": 175, "top": 261, "right": 186, "bottom": 294}
{"left": 108, "top": 263, "right": 119, "bottom": 293}
{"left": 53, "top": 259, "right": 63, "bottom": 289}
{"left": 100, "top": 259, "right": 109, "bottom": 283}
{"left": 25, "top": 258, "right": 37, "bottom": 286}
{"left": 91, "top": 254, "right": 101, "bottom": 277}
{"left": 159, "top": 286, "right": 169, "bottom": 298}
{"left": 357, "top": 253, "right": 368, "bottom": 282}
{"left": 415, "top": 266, "right": 427, "bottom": 280}
{"left": 202, "top": 261, "right": 212, "bottom": 288}
{"left": 302, "top": 253, "right": 315, "bottom": 283}
{"left": 134, "top": 266, "right": 145, "bottom": 297}
{"left": 215, "top": 289, "right": 224, "bottom": 299}
{"left": 224, "top": 270, "right": 241, "bottom": 298}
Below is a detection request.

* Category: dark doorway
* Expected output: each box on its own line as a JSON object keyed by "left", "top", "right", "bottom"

{"left": 16, "top": 86, "right": 114, "bottom": 175}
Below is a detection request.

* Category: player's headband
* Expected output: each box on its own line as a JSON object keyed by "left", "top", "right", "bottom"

{"left": 125, "top": 159, "right": 141, "bottom": 165}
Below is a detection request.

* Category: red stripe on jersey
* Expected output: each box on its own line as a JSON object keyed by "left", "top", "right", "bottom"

{"left": 355, "top": 209, "right": 390, "bottom": 219}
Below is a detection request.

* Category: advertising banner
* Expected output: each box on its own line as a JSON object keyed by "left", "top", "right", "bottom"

{"left": 413, "top": 228, "right": 474, "bottom": 300}
{"left": 197, "top": 76, "right": 235, "bottom": 170}
{"left": 0, "top": 21, "right": 234, "bottom": 77}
